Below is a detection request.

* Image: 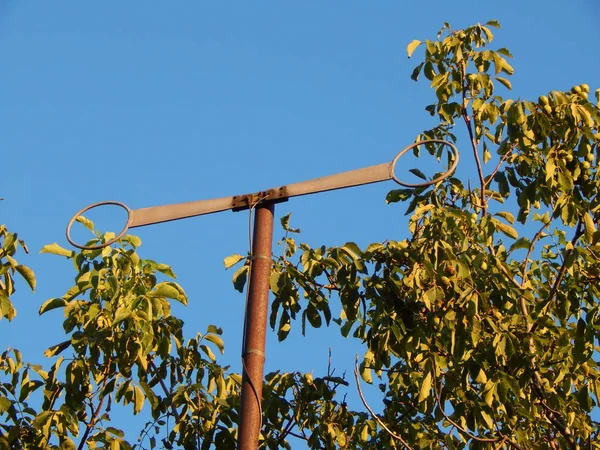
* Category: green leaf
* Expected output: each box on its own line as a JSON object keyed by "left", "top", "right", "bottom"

{"left": 15, "top": 265, "right": 36, "bottom": 291}
{"left": 492, "top": 219, "right": 518, "bottom": 239}
{"left": 584, "top": 212, "right": 596, "bottom": 243}
{"left": 386, "top": 188, "right": 412, "bottom": 204}
{"left": 232, "top": 265, "right": 249, "bottom": 293}
{"left": 496, "top": 77, "right": 512, "bottom": 90}
{"left": 40, "top": 243, "right": 75, "bottom": 258}
{"left": 418, "top": 372, "right": 432, "bottom": 402}
{"left": 204, "top": 333, "right": 225, "bottom": 354}
{"left": 112, "top": 307, "right": 132, "bottom": 325}
{"left": 340, "top": 242, "right": 365, "bottom": 272}
{"left": 200, "top": 344, "right": 216, "bottom": 362}
{"left": 509, "top": 237, "right": 530, "bottom": 252}
{"left": 0, "top": 396, "right": 11, "bottom": 413}
{"left": 39, "top": 298, "right": 68, "bottom": 314}
{"left": 407, "top": 39, "right": 422, "bottom": 58}
{"left": 485, "top": 20, "right": 501, "bottom": 28}
{"left": 409, "top": 168, "right": 427, "bottom": 180}
{"left": 76, "top": 215, "right": 95, "bottom": 231}
{"left": 121, "top": 234, "right": 142, "bottom": 248}
{"left": 44, "top": 340, "right": 71, "bottom": 357}
{"left": 133, "top": 385, "right": 145, "bottom": 415}
{"left": 495, "top": 211, "right": 515, "bottom": 224}
{"left": 280, "top": 214, "right": 300, "bottom": 233}
{"left": 411, "top": 62, "right": 424, "bottom": 81}
{"left": 106, "top": 427, "right": 125, "bottom": 438}
{"left": 480, "top": 409, "right": 494, "bottom": 429}
{"left": 155, "top": 263, "right": 176, "bottom": 278}
{"left": 224, "top": 254, "right": 245, "bottom": 269}
{"left": 0, "top": 295, "right": 16, "bottom": 321}
{"left": 149, "top": 283, "right": 180, "bottom": 300}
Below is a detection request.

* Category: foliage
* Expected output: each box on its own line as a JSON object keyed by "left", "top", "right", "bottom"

{"left": 2, "top": 19, "right": 600, "bottom": 450}
{"left": 0, "top": 224, "right": 35, "bottom": 322}
{"left": 233, "top": 20, "right": 600, "bottom": 449}
{"left": 1, "top": 225, "right": 237, "bottom": 449}
{"left": 1, "top": 223, "right": 354, "bottom": 449}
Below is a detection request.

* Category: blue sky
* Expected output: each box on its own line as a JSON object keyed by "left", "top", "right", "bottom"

{"left": 1, "top": 0, "right": 599, "bottom": 446}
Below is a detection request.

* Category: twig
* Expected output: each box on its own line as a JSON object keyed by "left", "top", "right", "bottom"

{"left": 501, "top": 436, "right": 526, "bottom": 450}
{"left": 430, "top": 359, "right": 498, "bottom": 444}
{"left": 485, "top": 145, "right": 515, "bottom": 189}
{"left": 148, "top": 360, "right": 179, "bottom": 419}
{"left": 353, "top": 357, "right": 413, "bottom": 450}
{"left": 520, "top": 215, "right": 553, "bottom": 286}
{"left": 488, "top": 244, "right": 523, "bottom": 290}
{"left": 77, "top": 367, "right": 112, "bottom": 450}
{"left": 514, "top": 217, "right": 582, "bottom": 450}
{"left": 540, "top": 219, "right": 583, "bottom": 315}
{"left": 460, "top": 64, "right": 487, "bottom": 215}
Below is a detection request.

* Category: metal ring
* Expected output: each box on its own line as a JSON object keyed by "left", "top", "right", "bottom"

{"left": 391, "top": 139, "right": 459, "bottom": 187}
{"left": 66, "top": 201, "right": 132, "bottom": 250}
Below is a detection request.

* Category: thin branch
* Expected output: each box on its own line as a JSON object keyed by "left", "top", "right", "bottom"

{"left": 501, "top": 436, "right": 526, "bottom": 450}
{"left": 353, "top": 357, "right": 413, "bottom": 450}
{"left": 77, "top": 371, "right": 111, "bottom": 450}
{"left": 460, "top": 64, "right": 487, "bottom": 215}
{"left": 541, "top": 219, "right": 584, "bottom": 314}
{"left": 488, "top": 244, "right": 523, "bottom": 290}
{"left": 430, "top": 359, "right": 499, "bottom": 444}
{"left": 520, "top": 216, "right": 553, "bottom": 286}
{"left": 514, "top": 215, "right": 581, "bottom": 450}
{"left": 274, "top": 415, "right": 299, "bottom": 448}
{"left": 287, "top": 430, "right": 308, "bottom": 441}
{"left": 484, "top": 144, "right": 514, "bottom": 189}
{"left": 148, "top": 359, "right": 179, "bottom": 419}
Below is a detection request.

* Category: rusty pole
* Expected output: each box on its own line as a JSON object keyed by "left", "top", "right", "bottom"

{"left": 237, "top": 202, "right": 275, "bottom": 450}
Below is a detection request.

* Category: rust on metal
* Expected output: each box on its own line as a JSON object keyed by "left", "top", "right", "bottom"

{"left": 231, "top": 186, "right": 289, "bottom": 211}
{"left": 237, "top": 202, "right": 275, "bottom": 450}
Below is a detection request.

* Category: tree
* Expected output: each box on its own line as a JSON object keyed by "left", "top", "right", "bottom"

{"left": 1, "top": 20, "right": 600, "bottom": 449}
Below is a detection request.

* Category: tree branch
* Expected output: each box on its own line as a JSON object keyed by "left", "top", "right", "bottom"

{"left": 430, "top": 359, "right": 499, "bottom": 444}
{"left": 461, "top": 64, "right": 487, "bottom": 215}
{"left": 148, "top": 359, "right": 179, "bottom": 420}
{"left": 353, "top": 357, "right": 413, "bottom": 450}
{"left": 514, "top": 218, "right": 583, "bottom": 450}
{"left": 77, "top": 366, "right": 112, "bottom": 450}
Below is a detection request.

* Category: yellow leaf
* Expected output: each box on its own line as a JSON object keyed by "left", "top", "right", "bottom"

{"left": 483, "top": 147, "right": 491, "bottom": 164}
{"left": 40, "top": 243, "right": 74, "bottom": 258}
{"left": 480, "top": 410, "right": 494, "bottom": 429}
{"left": 15, "top": 265, "right": 36, "bottom": 291}
{"left": 475, "top": 368, "right": 487, "bottom": 384}
{"left": 223, "top": 254, "right": 245, "bottom": 269}
{"left": 418, "top": 372, "right": 432, "bottom": 402}
{"left": 76, "top": 215, "right": 95, "bottom": 231}
{"left": 584, "top": 212, "right": 596, "bottom": 243}
{"left": 407, "top": 40, "right": 422, "bottom": 58}
{"left": 492, "top": 219, "right": 518, "bottom": 239}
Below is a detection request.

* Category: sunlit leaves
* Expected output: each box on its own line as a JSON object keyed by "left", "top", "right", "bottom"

{"left": 0, "top": 225, "right": 35, "bottom": 321}
{"left": 3, "top": 17, "right": 600, "bottom": 450}
{"left": 40, "top": 242, "right": 75, "bottom": 258}
{"left": 223, "top": 253, "right": 244, "bottom": 269}
{"left": 259, "top": 19, "right": 600, "bottom": 450}
{"left": 406, "top": 39, "right": 421, "bottom": 58}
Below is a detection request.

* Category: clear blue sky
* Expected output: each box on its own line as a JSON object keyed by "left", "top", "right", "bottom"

{"left": 2, "top": 0, "right": 599, "bottom": 446}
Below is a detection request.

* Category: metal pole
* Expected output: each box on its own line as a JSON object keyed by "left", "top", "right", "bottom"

{"left": 237, "top": 202, "right": 275, "bottom": 450}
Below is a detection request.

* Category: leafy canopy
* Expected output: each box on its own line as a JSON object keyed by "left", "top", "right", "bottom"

{"left": 2, "top": 20, "right": 600, "bottom": 450}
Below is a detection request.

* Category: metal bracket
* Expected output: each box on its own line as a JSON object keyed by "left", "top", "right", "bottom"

{"left": 231, "top": 186, "right": 289, "bottom": 211}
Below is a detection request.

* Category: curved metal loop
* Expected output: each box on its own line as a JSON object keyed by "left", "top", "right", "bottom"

{"left": 66, "top": 201, "right": 132, "bottom": 250}
{"left": 391, "top": 139, "right": 459, "bottom": 188}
